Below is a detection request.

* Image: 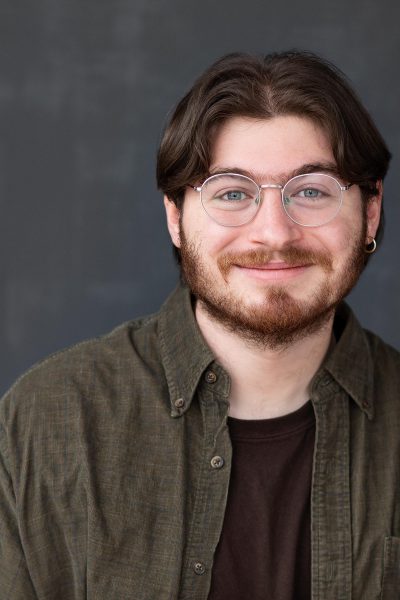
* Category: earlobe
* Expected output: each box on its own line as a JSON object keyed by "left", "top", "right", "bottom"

{"left": 164, "top": 195, "right": 181, "bottom": 248}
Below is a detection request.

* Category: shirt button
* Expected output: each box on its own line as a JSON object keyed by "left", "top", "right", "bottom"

{"left": 205, "top": 370, "right": 217, "bottom": 384}
{"left": 211, "top": 455, "right": 225, "bottom": 469}
{"left": 174, "top": 397, "right": 185, "bottom": 409}
{"left": 320, "top": 375, "right": 331, "bottom": 387}
{"left": 193, "top": 561, "right": 206, "bottom": 575}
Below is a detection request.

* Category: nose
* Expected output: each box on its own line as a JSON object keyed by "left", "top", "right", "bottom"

{"left": 246, "top": 186, "right": 302, "bottom": 248}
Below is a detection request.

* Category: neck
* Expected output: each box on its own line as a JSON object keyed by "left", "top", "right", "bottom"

{"left": 195, "top": 300, "right": 334, "bottom": 419}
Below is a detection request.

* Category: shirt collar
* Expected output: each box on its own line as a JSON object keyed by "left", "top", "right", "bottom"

{"left": 158, "top": 285, "right": 218, "bottom": 417}
{"left": 312, "top": 302, "right": 375, "bottom": 419}
{"left": 159, "top": 287, "right": 375, "bottom": 420}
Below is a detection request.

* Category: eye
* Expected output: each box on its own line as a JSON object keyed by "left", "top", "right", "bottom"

{"left": 285, "top": 186, "right": 331, "bottom": 206}
{"left": 220, "top": 190, "right": 249, "bottom": 201}
{"left": 202, "top": 175, "right": 258, "bottom": 213}
{"left": 297, "top": 187, "right": 323, "bottom": 199}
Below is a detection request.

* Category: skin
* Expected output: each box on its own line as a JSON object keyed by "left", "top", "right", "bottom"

{"left": 164, "top": 116, "right": 382, "bottom": 419}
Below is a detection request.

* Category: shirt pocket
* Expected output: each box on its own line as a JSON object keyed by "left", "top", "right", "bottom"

{"left": 381, "top": 536, "right": 400, "bottom": 599}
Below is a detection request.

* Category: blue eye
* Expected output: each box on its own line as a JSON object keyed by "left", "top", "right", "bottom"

{"left": 299, "top": 188, "right": 321, "bottom": 198}
{"left": 221, "top": 190, "right": 248, "bottom": 201}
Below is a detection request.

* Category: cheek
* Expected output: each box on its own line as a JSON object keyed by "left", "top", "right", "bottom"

{"left": 182, "top": 214, "right": 239, "bottom": 256}
{"left": 323, "top": 222, "right": 365, "bottom": 271}
{"left": 202, "top": 236, "right": 239, "bottom": 264}
{"left": 320, "top": 210, "right": 364, "bottom": 250}
{"left": 322, "top": 230, "right": 349, "bottom": 255}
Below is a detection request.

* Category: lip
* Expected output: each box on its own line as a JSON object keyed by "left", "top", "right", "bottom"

{"left": 234, "top": 262, "right": 312, "bottom": 281}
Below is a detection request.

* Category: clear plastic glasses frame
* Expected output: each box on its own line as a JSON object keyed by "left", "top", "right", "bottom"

{"left": 193, "top": 172, "right": 353, "bottom": 228}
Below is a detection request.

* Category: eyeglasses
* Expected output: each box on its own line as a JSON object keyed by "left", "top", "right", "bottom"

{"left": 193, "top": 172, "right": 353, "bottom": 228}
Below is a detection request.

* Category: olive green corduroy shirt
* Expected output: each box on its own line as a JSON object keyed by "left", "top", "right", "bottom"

{"left": 1, "top": 285, "right": 400, "bottom": 599}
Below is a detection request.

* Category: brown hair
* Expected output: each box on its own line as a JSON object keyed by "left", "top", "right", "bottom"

{"left": 157, "top": 50, "right": 391, "bottom": 248}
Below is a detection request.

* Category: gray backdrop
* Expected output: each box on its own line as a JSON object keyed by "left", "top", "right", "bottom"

{"left": 1, "top": 0, "right": 399, "bottom": 395}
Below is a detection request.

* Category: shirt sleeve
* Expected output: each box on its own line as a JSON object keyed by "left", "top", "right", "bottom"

{"left": 0, "top": 424, "right": 37, "bottom": 599}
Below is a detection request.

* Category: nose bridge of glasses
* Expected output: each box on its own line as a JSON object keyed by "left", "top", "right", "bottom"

{"left": 259, "top": 183, "right": 284, "bottom": 190}
{"left": 259, "top": 183, "right": 284, "bottom": 198}
{"left": 257, "top": 183, "right": 284, "bottom": 204}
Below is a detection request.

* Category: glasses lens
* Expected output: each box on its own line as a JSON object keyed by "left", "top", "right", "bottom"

{"left": 201, "top": 174, "right": 259, "bottom": 226}
{"left": 282, "top": 173, "right": 343, "bottom": 226}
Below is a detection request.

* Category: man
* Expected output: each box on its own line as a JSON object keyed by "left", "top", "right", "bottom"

{"left": 0, "top": 51, "right": 398, "bottom": 600}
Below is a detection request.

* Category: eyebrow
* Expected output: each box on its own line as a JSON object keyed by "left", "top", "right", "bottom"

{"left": 208, "top": 162, "right": 341, "bottom": 182}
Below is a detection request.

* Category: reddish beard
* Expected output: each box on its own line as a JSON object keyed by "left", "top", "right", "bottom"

{"left": 179, "top": 226, "right": 367, "bottom": 349}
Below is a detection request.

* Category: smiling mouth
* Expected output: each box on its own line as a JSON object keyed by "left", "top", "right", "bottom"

{"left": 217, "top": 248, "right": 333, "bottom": 278}
{"left": 234, "top": 262, "right": 313, "bottom": 280}
{"left": 242, "top": 261, "right": 309, "bottom": 270}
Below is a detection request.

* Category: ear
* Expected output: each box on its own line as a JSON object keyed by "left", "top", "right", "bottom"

{"left": 366, "top": 180, "right": 383, "bottom": 240}
{"left": 164, "top": 195, "right": 181, "bottom": 248}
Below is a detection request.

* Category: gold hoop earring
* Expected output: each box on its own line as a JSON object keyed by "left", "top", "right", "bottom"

{"left": 365, "top": 236, "right": 377, "bottom": 254}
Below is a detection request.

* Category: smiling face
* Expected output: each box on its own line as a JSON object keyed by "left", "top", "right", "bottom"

{"left": 164, "top": 115, "right": 382, "bottom": 348}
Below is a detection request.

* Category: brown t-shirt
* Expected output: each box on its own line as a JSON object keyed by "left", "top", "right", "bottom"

{"left": 208, "top": 401, "right": 315, "bottom": 600}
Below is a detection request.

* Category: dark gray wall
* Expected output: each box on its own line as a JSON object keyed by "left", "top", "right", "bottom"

{"left": 1, "top": 0, "right": 399, "bottom": 395}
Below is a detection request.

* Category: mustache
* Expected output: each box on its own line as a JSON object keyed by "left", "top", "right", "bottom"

{"left": 217, "top": 247, "right": 333, "bottom": 275}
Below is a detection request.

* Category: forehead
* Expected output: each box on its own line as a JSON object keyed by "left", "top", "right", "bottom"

{"left": 210, "top": 115, "right": 336, "bottom": 181}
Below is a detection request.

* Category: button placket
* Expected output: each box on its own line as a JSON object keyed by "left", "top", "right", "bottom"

{"left": 179, "top": 376, "right": 231, "bottom": 598}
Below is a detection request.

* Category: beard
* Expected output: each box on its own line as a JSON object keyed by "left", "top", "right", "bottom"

{"left": 179, "top": 223, "right": 367, "bottom": 350}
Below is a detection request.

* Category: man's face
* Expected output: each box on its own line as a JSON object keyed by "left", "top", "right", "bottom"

{"left": 165, "top": 115, "right": 381, "bottom": 348}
